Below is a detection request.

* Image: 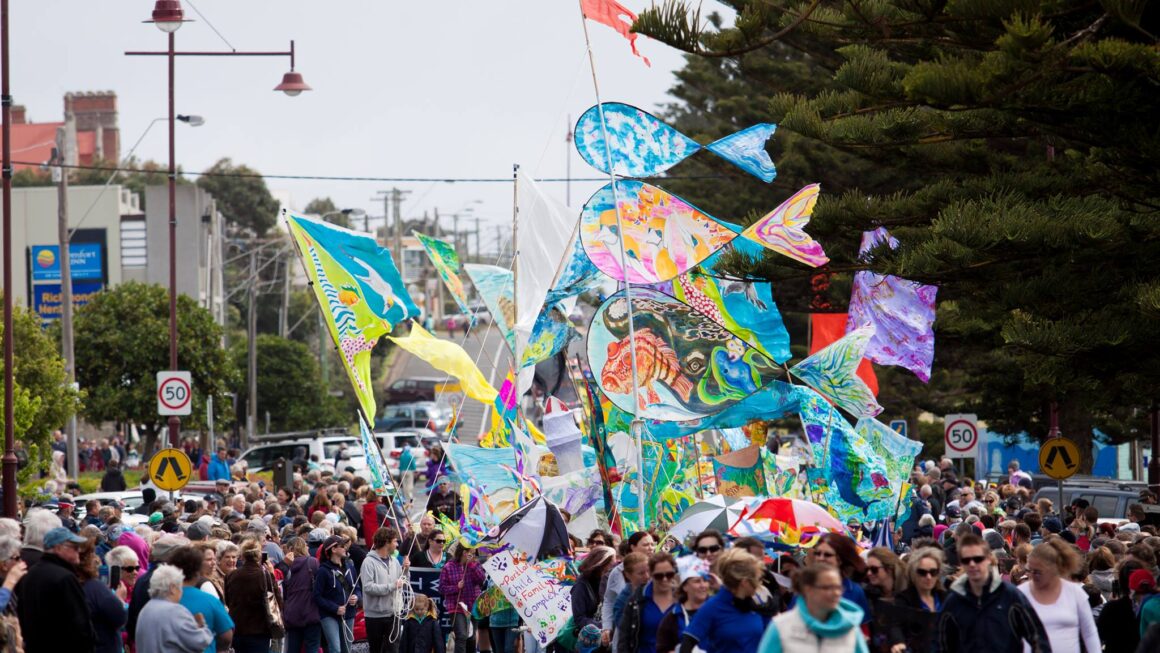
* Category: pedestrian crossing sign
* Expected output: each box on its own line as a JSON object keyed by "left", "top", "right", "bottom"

{"left": 149, "top": 448, "right": 193, "bottom": 491}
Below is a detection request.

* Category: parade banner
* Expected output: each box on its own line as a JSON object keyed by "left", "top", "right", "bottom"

{"left": 408, "top": 568, "right": 453, "bottom": 640}
{"left": 483, "top": 549, "right": 572, "bottom": 647}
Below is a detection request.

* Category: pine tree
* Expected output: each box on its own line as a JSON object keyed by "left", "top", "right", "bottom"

{"left": 637, "top": 0, "right": 1160, "bottom": 468}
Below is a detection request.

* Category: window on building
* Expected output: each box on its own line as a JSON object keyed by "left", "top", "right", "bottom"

{"left": 121, "top": 217, "right": 146, "bottom": 268}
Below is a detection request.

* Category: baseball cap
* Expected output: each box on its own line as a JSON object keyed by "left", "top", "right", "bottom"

{"left": 246, "top": 519, "right": 268, "bottom": 534}
{"left": 186, "top": 521, "right": 210, "bottom": 541}
{"left": 43, "top": 527, "right": 86, "bottom": 549}
{"left": 945, "top": 505, "right": 962, "bottom": 519}
{"left": 676, "top": 556, "right": 711, "bottom": 586}
{"left": 151, "top": 534, "right": 190, "bottom": 562}
{"left": 1043, "top": 517, "right": 1063, "bottom": 534}
{"left": 307, "top": 528, "right": 329, "bottom": 544}
{"left": 1129, "top": 569, "right": 1156, "bottom": 592}
{"left": 320, "top": 536, "right": 346, "bottom": 557}
{"left": 58, "top": 495, "right": 75, "bottom": 508}
{"left": 148, "top": 512, "right": 163, "bottom": 525}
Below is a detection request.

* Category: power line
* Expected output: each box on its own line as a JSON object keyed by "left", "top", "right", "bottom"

{"left": 11, "top": 160, "right": 726, "bottom": 184}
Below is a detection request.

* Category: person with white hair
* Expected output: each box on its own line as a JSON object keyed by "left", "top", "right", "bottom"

{"left": 134, "top": 564, "right": 215, "bottom": 653}
{"left": 0, "top": 517, "right": 21, "bottom": 540}
{"left": 20, "top": 506, "right": 62, "bottom": 566}
{"left": 107, "top": 545, "right": 143, "bottom": 603}
{"left": 0, "top": 536, "right": 27, "bottom": 612}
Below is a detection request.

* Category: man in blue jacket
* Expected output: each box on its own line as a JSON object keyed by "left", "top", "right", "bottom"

{"left": 939, "top": 531, "right": 1051, "bottom": 653}
{"left": 207, "top": 446, "right": 231, "bottom": 481}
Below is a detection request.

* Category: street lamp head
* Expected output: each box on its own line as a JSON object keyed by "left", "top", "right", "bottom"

{"left": 176, "top": 114, "right": 205, "bottom": 127}
{"left": 274, "top": 71, "right": 311, "bottom": 97}
{"left": 147, "top": 0, "right": 188, "bottom": 33}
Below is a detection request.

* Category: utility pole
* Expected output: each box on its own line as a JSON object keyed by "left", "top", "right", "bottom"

{"left": 433, "top": 208, "right": 444, "bottom": 324}
{"left": 452, "top": 213, "right": 461, "bottom": 253}
{"left": 246, "top": 247, "right": 258, "bottom": 447}
{"left": 54, "top": 118, "right": 78, "bottom": 479}
{"left": 279, "top": 256, "right": 290, "bottom": 337}
{"left": 474, "top": 216, "right": 482, "bottom": 262}
{"left": 373, "top": 188, "right": 410, "bottom": 265}
{"left": 566, "top": 115, "right": 573, "bottom": 206}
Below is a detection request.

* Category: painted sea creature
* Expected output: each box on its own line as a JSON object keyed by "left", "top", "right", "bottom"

{"left": 601, "top": 328, "right": 694, "bottom": 409}
{"left": 581, "top": 181, "right": 827, "bottom": 284}
{"left": 575, "top": 102, "right": 778, "bottom": 182}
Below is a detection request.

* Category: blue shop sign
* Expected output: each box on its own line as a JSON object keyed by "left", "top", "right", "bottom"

{"left": 30, "top": 243, "right": 103, "bottom": 282}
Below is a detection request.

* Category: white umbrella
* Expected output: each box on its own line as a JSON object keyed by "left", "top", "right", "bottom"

{"left": 667, "top": 495, "right": 747, "bottom": 542}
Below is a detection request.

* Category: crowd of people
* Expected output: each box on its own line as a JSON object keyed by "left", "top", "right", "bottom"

{"left": 3, "top": 452, "right": 1160, "bottom": 653}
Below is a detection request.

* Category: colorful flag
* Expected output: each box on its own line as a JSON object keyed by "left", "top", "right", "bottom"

{"left": 661, "top": 271, "right": 792, "bottom": 364}
{"left": 856, "top": 417, "right": 924, "bottom": 519}
{"left": 387, "top": 323, "right": 498, "bottom": 404}
{"left": 847, "top": 228, "right": 938, "bottom": 382}
{"left": 285, "top": 212, "right": 417, "bottom": 419}
{"left": 809, "top": 313, "right": 878, "bottom": 393}
{"left": 358, "top": 417, "right": 391, "bottom": 496}
{"left": 415, "top": 231, "right": 475, "bottom": 327}
{"left": 792, "top": 326, "right": 883, "bottom": 418}
{"left": 580, "top": 0, "right": 650, "bottom": 66}
{"left": 464, "top": 264, "right": 516, "bottom": 352}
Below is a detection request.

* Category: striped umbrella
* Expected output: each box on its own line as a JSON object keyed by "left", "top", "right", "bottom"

{"left": 667, "top": 495, "right": 747, "bottom": 542}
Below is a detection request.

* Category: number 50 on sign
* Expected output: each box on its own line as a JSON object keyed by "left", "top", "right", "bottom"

{"left": 944, "top": 413, "right": 979, "bottom": 459}
{"left": 157, "top": 371, "right": 193, "bottom": 416}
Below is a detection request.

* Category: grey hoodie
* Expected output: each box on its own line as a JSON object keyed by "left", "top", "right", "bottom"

{"left": 359, "top": 549, "right": 404, "bottom": 618}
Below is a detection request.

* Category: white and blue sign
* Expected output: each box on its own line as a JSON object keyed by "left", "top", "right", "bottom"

{"left": 30, "top": 243, "right": 103, "bottom": 282}
{"left": 889, "top": 419, "right": 908, "bottom": 437}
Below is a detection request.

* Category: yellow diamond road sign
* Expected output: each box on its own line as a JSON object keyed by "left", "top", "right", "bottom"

{"left": 1039, "top": 437, "right": 1081, "bottom": 480}
{"left": 148, "top": 448, "right": 193, "bottom": 492}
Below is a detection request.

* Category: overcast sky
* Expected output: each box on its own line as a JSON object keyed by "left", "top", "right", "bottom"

{"left": 14, "top": 1, "right": 689, "bottom": 250}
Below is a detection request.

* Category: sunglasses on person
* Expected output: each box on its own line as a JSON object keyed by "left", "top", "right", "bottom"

{"left": 433, "top": 538, "right": 446, "bottom": 544}
{"left": 960, "top": 555, "right": 987, "bottom": 566}
{"left": 121, "top": 565, "right": 140, "bottom": 572}
{"left": 695, "top": 545, "right": 722, "bottom": 555}
{"left": 866, "top": 565, "right": 884, "bottom": 575}
{"left": 652, "top": 571, "right": 677, "bottom": 581}
{"left": 915, "top": 568, "right": 939, "bottom": 578}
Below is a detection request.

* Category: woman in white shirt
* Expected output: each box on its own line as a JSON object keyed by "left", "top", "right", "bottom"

{"left": 1017, "top": 537, "right": 1100, "bottom": 653}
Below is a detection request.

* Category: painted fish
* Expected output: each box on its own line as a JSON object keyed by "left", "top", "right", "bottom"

{"left": 575, "top": 102, "right": 778, "bottom": 182}
{"left": 581, "top": 181, "right": 828, "bottom": 284}
{"left": 601, "top": 327, "right": 695, "bottom": 409}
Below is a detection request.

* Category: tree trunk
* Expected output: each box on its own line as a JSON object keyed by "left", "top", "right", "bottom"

{"left": 1058, "top": 400, "right": 1094, "bottom": 475}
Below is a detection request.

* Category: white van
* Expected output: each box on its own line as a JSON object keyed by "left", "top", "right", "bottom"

{"left": 240, "top": 436, "right": 367, "bottom": 474}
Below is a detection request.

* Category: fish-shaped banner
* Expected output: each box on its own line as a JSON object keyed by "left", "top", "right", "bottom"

{"left": 794, "top": 385, "right": 894, "bottom": 523}
{"left": 414, "top": 231, "right": 475, "bottom": 328}
{"left": 657, "top": 271, "right": 792, "bottom": 364}
{"left": 285, "top": 212, "right": 418, "bottom": 419}
{"left": 543, "top": 236, "right": 606, "bottom": 307}
{"left": 575, "top": 102, "right": 777, "bottom": 182}
{"left": 855, "top": 417, "right": 923, "bottom": 520}
{"left": 520, "top": 304, "right": 577, "bottom": 369}
{"left": 586, "top": 287, "right": 783, "bottom": 421}
{"left": 643, "top": 380, "right": 798, "bottom": 440}
{"left": 387, "top": 323, "right": 498, "bottom": 404}
{"left": 790, "top": 326, "right": 883, "bottom": 418}
{"left": 358, "top": 416, "right": 391, "bottom": 496}
{"left": 847, "top": 227, "right": 938, "bottom": 382}
{"left": 581, "top": 181, "right": 827, "bottom": 284}
{"left": 463, "top": 263, "right": 516, "bottom": 352}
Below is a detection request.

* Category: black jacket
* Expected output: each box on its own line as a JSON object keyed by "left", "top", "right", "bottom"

{"left": 100, "top": 468, "right": 127, "bottom": 492}
{"left": 882, "top": 586, "right": 943, "bottom": 653}
{"left": 570, "top": 574, "right": 601, "bottom": 631}
{"left": 1097, "top": 596, "right": 1139, "bottom": 653}
{"left": 402, "top": 615, "right": 446, "bottom": 653}
{"left": 83, "top": 578, "right": 127, "bottom": 653}
{"left": 938, "top": 570, "right": 1051, "bottom": 653}
{"left": 15, "top": 552, "right": 95, "bottom": 653}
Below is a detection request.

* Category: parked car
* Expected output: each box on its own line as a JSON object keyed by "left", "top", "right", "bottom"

{"left": 372, "top": 431, "right": 433, "bottom": 480}
{"left": 382, "top": 377, "right": 461, "bottom": 404}
{"left": 240, "top": 436, "right": 366, "bottom": 474}
{"left": 1032, "top": 482, "right": 1144, "bottom": 521}
{"left": 375, "top": 401, "right": 453, "bottom": 434}
{"left": 71, "top": 490, "right": 181, "bottom": 526}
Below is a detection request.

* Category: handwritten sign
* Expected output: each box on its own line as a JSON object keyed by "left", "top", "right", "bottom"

{"left": 483, "top": 549, "right": 572, "bottom": 646}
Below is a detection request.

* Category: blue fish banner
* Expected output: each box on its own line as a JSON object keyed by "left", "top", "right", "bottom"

{"left": 575, "top": 102, "right": 777, "bottom": 182}
{"left": 794, "top": 385, "right": 894, "bottom": 523}
{"left": 287, "top": 213, "right": 420, "bottom": 325}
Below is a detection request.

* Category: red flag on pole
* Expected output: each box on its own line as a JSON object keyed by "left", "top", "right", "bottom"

{"left": 809, "top": 313, "right": 879, "bottom": 395}
{"left": 581, "top": 0, "right": 651, "bottom": 66}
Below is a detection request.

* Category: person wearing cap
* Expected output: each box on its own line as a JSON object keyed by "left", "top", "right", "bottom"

{"left": 57, "top": 495, "right": 78, "bottom": 533}
{"left": 656, "top": 557, "right": 710, "bottom": 653}
{"left": 15, "top": 526, "right": 95, "bottom": 652}
{"left": 315, "top": 536, "right": 357, "bottom": 653}
{"left": 1133, "top": 568, "right": 1160, "bottom": 638}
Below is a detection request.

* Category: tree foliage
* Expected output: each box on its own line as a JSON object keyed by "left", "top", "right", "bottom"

{"left": 0, "top": 297, "right": 81, "bottom": 478}
{"left": 636, "top": 0, "right": 1160, "bottom": 469}
{"left": 303, "top": 197, "right": 351, "bottom": 228}
{"left": 73, "top": 282, "right": 237, "bottom": 449}
{"left": 196, "top": 158, "right": 280, "bottom": 235}
{"left": 230, "top": 334, "right": 347, "bottom": 433}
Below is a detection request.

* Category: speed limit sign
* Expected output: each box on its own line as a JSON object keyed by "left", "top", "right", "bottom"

{"left": 157, "top": 371, "right": 193, "bottom": 416}
{"left": 944, "top": 413, "right": 979, "bottom": 459}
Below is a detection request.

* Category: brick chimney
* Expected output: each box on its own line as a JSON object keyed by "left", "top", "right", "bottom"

{"left": 64, "top": 91, "right": 119, "bottom": 162}
{"left": 10, "top": 105, "right": 26, "bottom": 124}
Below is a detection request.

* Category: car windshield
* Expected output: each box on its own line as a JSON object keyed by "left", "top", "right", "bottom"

{"left": 323, "top": 442, "right": 363, "bottom": 459}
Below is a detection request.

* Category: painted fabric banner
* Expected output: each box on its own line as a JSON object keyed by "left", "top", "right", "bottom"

{"left": 587, "top": 288, "right": 782, "bottom": 420}
{"left": 358, "top": 417, "right": 391, "bottom": 496}
{"left": 663, "top": 271, "right": 792, "bottom": 364}
{"left": 515, "top": 171, "right": 577, "bottom": 368}
{"left": 810, "top": 313, "right": 877, "bottom": 393}
{"left": 483, "top": 549, "right": 573, "bottom": 647}
{"left": 543, "top": 236, "right": 605, "bottom": 307}
{"left": 415, "top": 232, "right": 475, "bottom": 327}
{"left": 579, "top": 182, "right": 826, "bottom": 284}
{"left": 387, "top": 323, "right": 497, "bottom": 404}
{"left": 574, "top": 102, "right": 776, "bottom": 181}
{"left": 855, "top": 417, "right": 924, "bottom": 518}
{"left": 794, "top": 385, "right": 894, "bottom": 523}
{"left": 464, "top": 263, "right": 517, "bottom": 352}
{"left": 847, "top": 228, "right": 938, "bottom": 382}
{"left": 286, "top": 212, "right": 417, "bottom": 418}
{"left": 712, "top": 445, "right": 767, "bottom": 498}
{"left": 791, "top": 326, "right": 883, "bottom": 418}
{"left": 643, "top": 380, "right": 797, "bottom": 440}
{"left": 521, "top": 304, "right": 576, "bottom": 369}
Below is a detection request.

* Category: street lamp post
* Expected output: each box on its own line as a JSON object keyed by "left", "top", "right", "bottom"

{"left": 2, "top": 0, "right": 17, "bottom": 516}
{"left": 128, "top": 0, "right": 308, "bottom": 448}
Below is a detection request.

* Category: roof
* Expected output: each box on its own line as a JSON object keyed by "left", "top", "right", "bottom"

{"left": 9, "top": 121, "right": 100, "bottom": 170}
